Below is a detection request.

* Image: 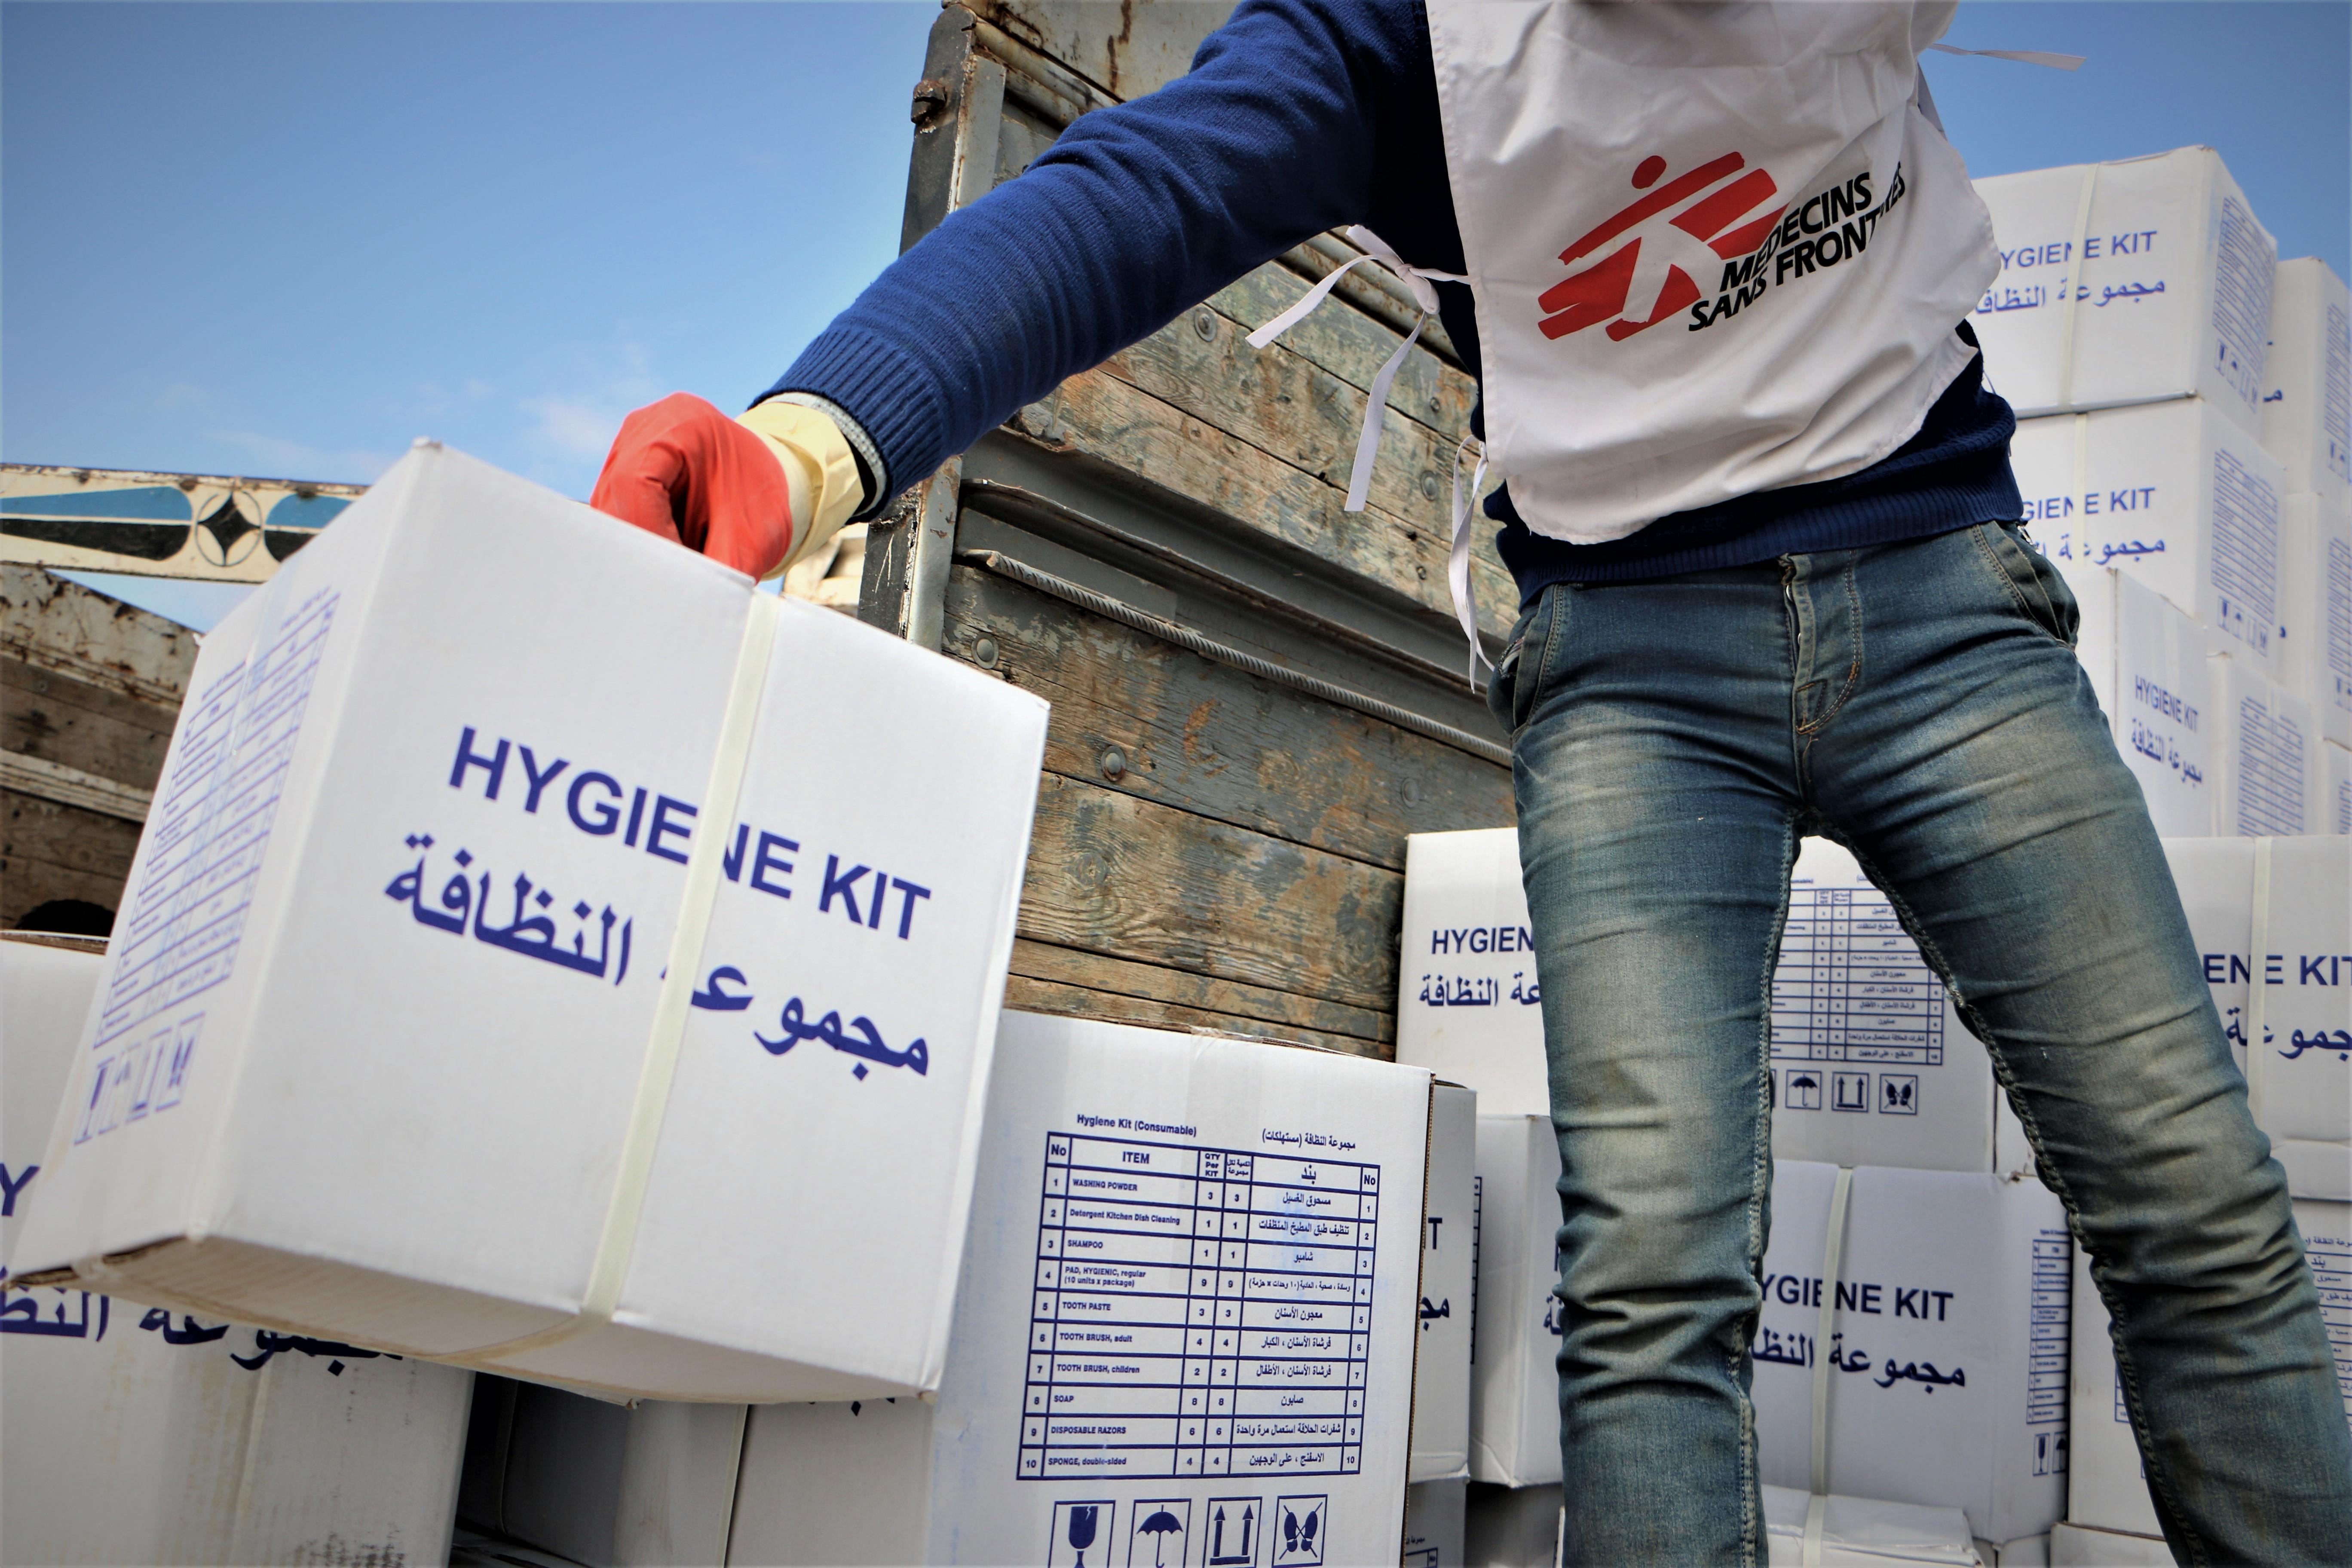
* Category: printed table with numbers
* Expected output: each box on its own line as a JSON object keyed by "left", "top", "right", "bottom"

{"left": 1021, "top": 1133, "right": 1381, "bottom": 1481}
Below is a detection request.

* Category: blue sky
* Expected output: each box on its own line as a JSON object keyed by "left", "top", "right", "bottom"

{"left": 5, "top": 1, "right": 2346, "bottom": 627}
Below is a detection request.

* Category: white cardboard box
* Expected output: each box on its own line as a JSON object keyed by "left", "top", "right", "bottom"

{"left": 2, "top": 934, "right": 474, "bottom": 1567}
{"left": 725, "top": 1011, "right": 1434, "bottom": 1565}
{"left": 1755, "top": 1163, "right": 2071, "bottom": 1544}
{"left": 1406, "top": 1478, "right": 1466, "bottom": 1568}
{"left": 2067, "top": 1199, "right": 2349, "bottom": 1539}
{"left": 1462, "top": 1482, "right": 1560, "bottom": 1568}
{"left": 2012, "top": 401, "right": 2286, "bottom": 671}
{"left": 2064, "top": 566, "right": 2217, "bottom": 836}
{"left": 2260, "top": 257, "right": 2352, "bottom": 506}
{"left": 2327, "top": 743, "right": 2352, "bottom": 835}
{"left": 1972, "top": 147, "right": 2275, "bottom": 429}
{"left": 2275, "top": 493, "right": 2352, "bottom": 748}
{"left": 1468, "top": 1115, "right": 1561, "bottom": 1489}
{"left": 2206, "top": 655, "right": 2324, "bottom": 836}
{"left": 1759, "top": 1486, "right": 1979, "bottom": 1567}
{"left": 463, "top": 1379, "right": 746, "bottom": 1567}
{"left": 1773, "top": 840, "right": 2025, "bottom": 1175}
{"left": 1400, "top": 835, "right": 2030, "bottom": 1177}
{"left": 1396, "top": 831, "right": 1549, "bottom": 1118}
{"left": 6, "top": 444, "right": 1047, "bottom": 1403}
{"left": 1413, "top": 1084, "right": 1477, "bottom": 1483}
{"left": 2162, "top": 836, "right": 2349, "bottom": 1199}
{"left": 2048, "top": 1522, "right": 2171, "bottom": 1566}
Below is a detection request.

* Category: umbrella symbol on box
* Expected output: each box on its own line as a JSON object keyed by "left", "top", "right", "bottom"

{"left": 1139, "top": 1508, "right": 1184, "bottom": 1567}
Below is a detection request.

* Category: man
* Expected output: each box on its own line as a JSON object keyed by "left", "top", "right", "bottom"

{"left": 592, "top": 4, "right": 2352, "bottom": 1561}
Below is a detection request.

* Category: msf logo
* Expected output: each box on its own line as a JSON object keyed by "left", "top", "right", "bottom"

{"left": 1538, "top": 152, "right": 1785, "bottom": 342}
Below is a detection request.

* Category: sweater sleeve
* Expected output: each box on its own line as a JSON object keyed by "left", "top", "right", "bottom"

{"left": 761, "top": 0, "right": 1416, "bottom": 506}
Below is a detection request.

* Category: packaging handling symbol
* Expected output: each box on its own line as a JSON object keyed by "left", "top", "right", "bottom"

{"left": 1831, "top": 1072, "right": 1871, "bottom": 1112}
{"left": 1206, "top": 1497, "right": 1261, "bottom": 1566}
{"left": 1783, "top": 1070, "right": 1822, "bottom": 1111}
{"left": 1050, "top": 1501, "right": 1115, "bottom": 1568}
{"left": 1879, "top": 1074, "right": 1918, "bottom": 1115}
{"left": 1129, "top": 1499, "right": 1192, "bottom": 1568}
{"left": 1271, "top": 1496, "right": 1329, "bottom": 1566}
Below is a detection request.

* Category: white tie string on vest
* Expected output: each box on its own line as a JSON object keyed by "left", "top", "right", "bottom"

{"left": 1247, "top": 226, "right": 1491, "bottom": 682}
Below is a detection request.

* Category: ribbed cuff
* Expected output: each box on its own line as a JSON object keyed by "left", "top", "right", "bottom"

{"left": 761, "top": 328, "right": 949, "bottom": 520}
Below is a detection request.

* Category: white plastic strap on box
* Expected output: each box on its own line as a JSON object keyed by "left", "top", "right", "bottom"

{"left": 454, "top": 591, "right": 783, "bottom": 1366}
{"left": 2057, "top": 165, "right": 2101, "bottom": 411}
{"left": 1803, "top": 1165, "right": 1857, "bottom": 1568}
{"left": 2245, "top": 836, "right": 2275, "bottom": 1128}
{"left": 2072, "top": 412, "right": 2092, "bottom": 534}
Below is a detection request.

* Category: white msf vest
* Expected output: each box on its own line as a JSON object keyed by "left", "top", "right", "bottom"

{"left": 1427, "top": 1, "right": 2001, "bottom": 546}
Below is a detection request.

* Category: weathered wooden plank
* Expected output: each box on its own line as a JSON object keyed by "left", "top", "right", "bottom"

{"left": 1018, "top": 771, "right": 1401, "bottom": 1013}
{"left": 3, "top": 655, "right": 179, "bottom": 790}
{"left": 1017, "top": 369, "right": 1518, "bottom": 642}
{"left": 1098, "top": 296, "right": 1514, "bottom": 619}
{"left": 1, "top": 564, "right": 196, "bottom": 708}
{"left": 972, "top": 2, "right": 1233, "bottom": 103}
{"left": 1007, "top": 972, "right": 1386, "bottom": 1060}
{"left": 1207, "top": 266, "right": 1477, "bottom": 441}
{"left": 943, "top": 567, "right": 1512, "bottom": 869}
{"left": 1011, "top": 936, "right": 1393, "bottom": 1045}
{"left": 1, "top": 790, "right": 140, "bottom": 925}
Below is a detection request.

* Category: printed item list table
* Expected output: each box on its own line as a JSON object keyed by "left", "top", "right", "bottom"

{"left": 1020, "top": 1133, "right": 1380, "bottom": 1482}
{"left": 1770, "top": 883, "right": 1945, "bottom": 1067}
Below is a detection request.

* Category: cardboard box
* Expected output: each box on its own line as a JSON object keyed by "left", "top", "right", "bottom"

{"left": 1773, "top": 840, "right": 2030, "bottom": 1175}
{"left": 2, "top": 934, "right": 474, "bottom": 1567}
{"left": 458, "top": 1377, "right": 745, "bottom": 1567}
{"left": 2327, "top": 743, "right": 2352, "bottom": 835}
{"left": 2260, "top": 258, "right": 2352, "bottom": 506}
{"left": 2066, "top": 1199, "right": 2348, "bottom": 1538}
{"left": 6, "top": 444, "right": 1048, "bottom": 1402}
{"left": 1754, "top": 1163, "right": 2071, "bottom": 1544}
{"left": 2011, "top": 401, "right": 2286, "bottom": 671}
{"left": 2274, "top": 494, "right": 2352, "bottom": 748}
{"left": 1972, "top": 147, "right": 2275, "bottom": 428}
{"left": 1981, "top": 1535, "right": 2049, "bottom": 1567}
{"left": 1758, "top": 1486, "right": 1978, "bottom": 1566}
{"left": 2206, "top": 655, "right": 2324, "bottom": 836}
{"left": 2063, "top": 567, "right": 2217, "bottom": 836}
{"left": 2048, "top": 1522, "right": 2170, "bottom": 1566}
{"left": 725, "top": 1010, "right": 1434, "bottom": 1565}
{"left": 1396, "top": 830, "right": 1549, "bottom": 1118}
{"left": 1468, "top": 1115, "right": 1561, "bottom": 1488}
{"left": 2161, "top": 836, "right": 2349, "bottom": 1197}
{"left": 1412, "top": 1084, "right": 1477, "bottom": 1483}
{"left": 1462, "top": 1483, "right": 1560, "bottom": 1568}
{"left": 1400, "top": 836, "right": 2032, "bottom": 1178}
{"left": 1406, "top": 1478, "right": 1466, "bottom": 1568}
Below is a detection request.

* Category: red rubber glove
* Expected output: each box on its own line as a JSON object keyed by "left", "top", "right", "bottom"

{"left": 590, "top": 392, "right": 794, "bottom": 579}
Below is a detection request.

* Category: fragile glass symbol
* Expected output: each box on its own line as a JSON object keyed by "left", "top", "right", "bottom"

{"left": 1066, "top": 1505, "right": 1099, "bottom": 1568}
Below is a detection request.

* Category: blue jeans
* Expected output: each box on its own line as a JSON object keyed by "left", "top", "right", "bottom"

{"left": 1487, "top": 522, "right": 2351, "bottom": 1566}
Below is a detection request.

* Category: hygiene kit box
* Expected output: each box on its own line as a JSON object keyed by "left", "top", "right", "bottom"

{"left": 1467, "top": 1115, "right": 1561, "bottom": 1489}
{"left": 2260, "top": 257, "right": 2352, "bottom": 507}
{"left": 1971, "top": 146, "right": 2275, "bottom": 428}
{"left": 2162, "top": 836, "right": 2349, "bottom": 1200}
{"left": 1758, "top": 1487, "right": 1978, "bottom": 1568}
{"left": 2011, "top": 401, "right": 2286, "bottom": 672}
{"left": 1395, "top": 830, "right": 1550, "bottom": 1119}
{"left": 723, "top": 1010, "right": 1435, "bottom": 1566}
{"left": 1753, "top": 1162, "right": 2072, "bottom": 1545}
{"left": 2065, "top": 567, "right": 2216, "bottom": 836}
{"left": 5, "top": 442, "right": 1049, "bottom": 1403}
{"left": 2, "top": 934, "right": 473, "bottom": 1567}
{"left": 2204, "top": 655, "right": 2324, "bottom": 838}
{"left": 1412, "top": 1084, "right": 1477, "bottom": 1484}
{"left": 458, "top": 1378, "right": 746, "bottom": 1568}
{"left": 2066, "top": 1199, "right": 2349, "bottom": 1538}
{"left": 2329, "top": 744, "right": 2352, "bottom": 835}
{"left": 2276, "top": 494, "right": 2352, "bottom": 748}
{"left": 1403, "top": 1478, "right": 1465, "bottom": 1568}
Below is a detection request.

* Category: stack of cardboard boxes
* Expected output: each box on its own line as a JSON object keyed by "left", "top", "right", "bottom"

{"left": 1976, "top": 147, "right": 2351, "bottom": 839}
{"left": 1398, "top": 832, "right": 2060, "bottom": 1566}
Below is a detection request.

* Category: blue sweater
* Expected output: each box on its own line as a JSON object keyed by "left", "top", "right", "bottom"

{"left": 769, "top": 0, "right": 2023, "bottom": 600}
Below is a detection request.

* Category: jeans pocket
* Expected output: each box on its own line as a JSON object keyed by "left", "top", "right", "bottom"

{"left": 1975, "top": 522, "right": 2080, "bottom": 647}
{"left": 1486, "top": 588, "right": 1559, "bottom": 736}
